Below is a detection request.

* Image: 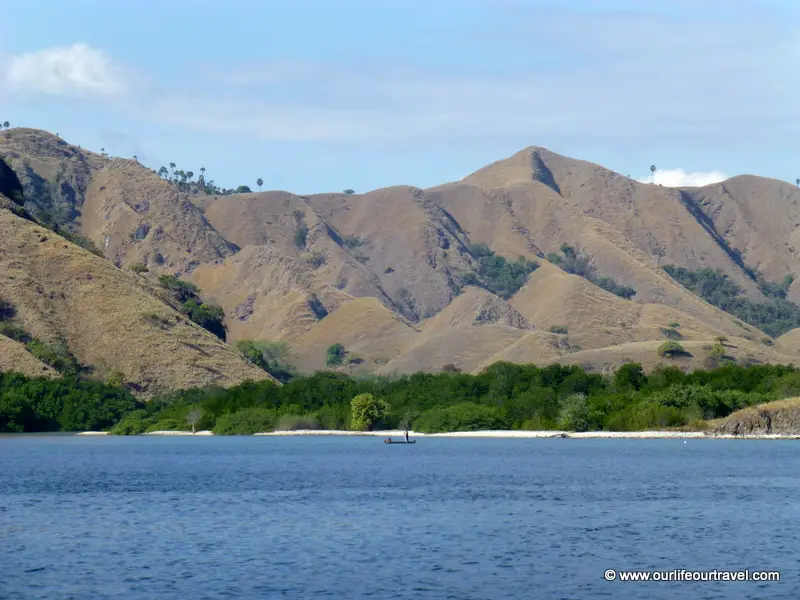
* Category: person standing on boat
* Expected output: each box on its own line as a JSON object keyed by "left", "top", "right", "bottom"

{"left": 404, "top": 429, "right": 409, "bottom": 443}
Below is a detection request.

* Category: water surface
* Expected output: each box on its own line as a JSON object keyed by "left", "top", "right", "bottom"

{"left": 2, "top": 436, "right": 797, "bottom": 599}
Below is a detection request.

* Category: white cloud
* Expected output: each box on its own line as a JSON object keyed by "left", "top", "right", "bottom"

{"left": 5, "top": 43, "right": 128, "bottom": 97}
{"left": 638, "top": 169, "right": 729, "bottom": 187}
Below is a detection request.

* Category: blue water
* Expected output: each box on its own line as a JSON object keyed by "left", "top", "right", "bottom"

{"left": 1, "top": 436, "right": 798, "bottom": 599}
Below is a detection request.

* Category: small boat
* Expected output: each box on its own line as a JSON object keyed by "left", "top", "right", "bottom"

{"left": 384, "top": 438, "right": 416, "bottom": 444}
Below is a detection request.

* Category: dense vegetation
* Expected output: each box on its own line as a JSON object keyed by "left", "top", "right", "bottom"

{"left": 548, "top": 244, "right": 636, "bottom": 299}
{"left": 0, "top": 372, "right": 139, "bottom": 432}
{"left": 462, "top": 244, "right": 540, "bottom": 299}
{"left": 157, "top": 275, "right": 227, "bottom": 340}
{"left": 4, "top": 362, "right": 800, "bottom": 435}
{"left": 664, "top": 265, "right": 800, "bottom": 337}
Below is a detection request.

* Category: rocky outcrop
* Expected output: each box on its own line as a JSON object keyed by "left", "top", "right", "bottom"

{"left": 712, "top": 399, "right": 800, "bottom": 436}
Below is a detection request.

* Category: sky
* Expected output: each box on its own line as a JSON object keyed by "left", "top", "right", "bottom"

{"left": 1, "top": 0, "right": 798, "bottom": 194}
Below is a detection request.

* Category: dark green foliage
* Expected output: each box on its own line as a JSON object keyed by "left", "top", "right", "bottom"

{"left": 157, "top": 275, "right": 226, "bottom": 340}
{"left": 0, "top": 297, "right": 15, "bottom": 321}
{"left": 466, "top": 244, "right": 539, "bottom": 299}
{"left": 0, "top": 372, "right": 140, "bottom": 432}
{"left": 184, "top": 300, "right": 226, "bottom": 341}
{"left": 307, "top": 294, "right": 328, "bottom": 320}
{"left": 326, "top": 343, "right": 346, "bottom": 366}
{"left": 235, "top": 340, "right": 296, "bottom": 383}
{"left": 664, "top": 265, "right": 800, "bottom": 337}
{"left": 235, "top": 185, "right": 252, "bottom": 194}
{"left": 342, "top": 235, "right": 363, "bottom": 249}
{"left": 214, "top": 407, "right": 277, "bottom": 435}
{"left": 294, "top": 223, "right": 309, "bottom": 249}
{"left": 613, "top": 363, "right": 646, "bottom": 391}
{"left": 18, "top": 361, "right": 794, "bottom": 435}
{"left": 0, "top": 322, "right": 31, "bottom": 343}
{"left": 549, "top": 325, "right": 568, "bottom": 334}
{"left": 0, "top": 157, "right": 25, "bottom": 206}
{"left": 660, "top": 327, "right": 683, "bottom": 340}
{"left": 7, "top": 359, "right": 799, "bottom": 435}
{"left": 158, "top": 275, "right": 200, "bottom": 303}
{"left": 414, "top": 402, "right": 506, "bottom": 433}
{"left": 549, "top": 244, "right": 636, "bottom": 299}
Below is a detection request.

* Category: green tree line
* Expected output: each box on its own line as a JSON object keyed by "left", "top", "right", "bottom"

{"left": 4, "top": 361, "right": 800, "bottom": 435}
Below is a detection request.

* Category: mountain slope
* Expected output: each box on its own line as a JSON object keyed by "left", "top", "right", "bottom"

{"left": 4, "top": 127, "right": 800, "bottom": 378}
{"left": 0, "top": 128, "right": 236, "bottom": 274}
{"left": 0, "top": 204, "right": 271, "bottom": 394}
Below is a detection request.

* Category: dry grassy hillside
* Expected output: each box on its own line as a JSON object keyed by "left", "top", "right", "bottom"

{"left": 0, "top": 335, "right": 58, "bottom": 379}
{"left": 0, "top": 205, "right": 271, "bottom": 394}
{"left": 4, "top": 127, "right": 800, "bottom": 380}
{"left": 711, "top": 397, "right": 800, "bottom": 436}
{"left": 455, "top": 146, "right": 794, "bottom": 300}
{"left": 0, "top": 128, "right": 236, "bottom": 275}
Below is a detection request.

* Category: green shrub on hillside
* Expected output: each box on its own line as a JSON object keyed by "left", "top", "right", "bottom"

{"left": 549, "top": 244, "right": 635, "bottom": 299}
{"left": 664, "top": 265, "right": 800, "bottom": 337}
{"left": 157, "top": 274, "right": 226, "bottom": 340}
{"left": 326, "top": 343, "right": 346, "bottom": 366}
{"left": 235, "top": 340, "right": 296, "bottom": 383}
{"left": 467, "top": 244, "right": 539, "bottom": 299}
{"left": 658, "top": 340, "right": 687, "bottom": 358}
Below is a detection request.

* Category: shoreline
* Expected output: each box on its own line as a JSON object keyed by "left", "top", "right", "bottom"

{"left": 56, "top": 429, "right": 800, "bottom": 439}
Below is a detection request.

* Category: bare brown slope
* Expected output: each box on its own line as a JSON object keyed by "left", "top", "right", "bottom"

{"left": 680, "top": 176, "right": 800, "bottom": 298}
{"left": 509, "top": 262, "right": 757, "bottom": 346}
{"left": 377, "top": 325, "right": 528, "bottom": 375}
{"left": 554, "top": 337, "right": 797, "bottom": 374}
{"left": 444, "top": 146, "right": 779, "bottom": 299}
{"left": 0, "top": 207, "right": 270, "bottom": 394}
{"left": 291, "top": 297, "right": 419, "bottom": 373}
{"left": 0, "top": 128, "right": 236, "bottom": 274}
{"left": 201, "top": 186, "right": 481, "bottom": 323}
{"left": 189, "top": 244, "right": 354, "bottom": 343}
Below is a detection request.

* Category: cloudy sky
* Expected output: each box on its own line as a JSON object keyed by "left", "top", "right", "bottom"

{"left": 1, "top": 0, "right": 797, "bottom": 193}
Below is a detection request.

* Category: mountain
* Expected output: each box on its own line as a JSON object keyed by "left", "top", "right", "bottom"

{"left": 2, "top": 127, "right": 799, "bottom": 380}
{"left": 0, "top": 149, "right": 272, "bottom": 395}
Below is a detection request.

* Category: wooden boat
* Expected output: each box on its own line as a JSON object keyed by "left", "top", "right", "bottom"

{"left": 384, "top": 438, "right": 416, "bottom": 444}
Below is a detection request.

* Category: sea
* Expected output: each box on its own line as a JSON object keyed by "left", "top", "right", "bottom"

{"left": 1, "top": 435, "right": 797, "bottom": 599}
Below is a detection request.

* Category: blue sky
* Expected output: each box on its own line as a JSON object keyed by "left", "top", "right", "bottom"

{"left": 1, "top": 0, "right": 798, "bottom": 193}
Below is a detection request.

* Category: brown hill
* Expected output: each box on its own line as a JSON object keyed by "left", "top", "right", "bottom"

{"left": 0, "top": 203, "right": 271, "bottom": 394}
{"left": 0, "top": 128, "right": 236, "bottom": 274}
{"left": 3, "top": 127, "right": 800, "bottom": 380}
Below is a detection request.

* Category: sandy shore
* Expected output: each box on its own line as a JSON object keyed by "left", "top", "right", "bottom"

{"left": 142, "top": 430, "right": 214, "bottom": 436}
{"left": 254, "top": 429, "right": 800, "bottom": 439}
{"left": 64, "top": 429, "right": 800, "bottom": 439}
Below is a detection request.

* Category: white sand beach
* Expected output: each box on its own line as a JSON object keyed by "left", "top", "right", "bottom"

{"left": 142, "top": 430, "right": 214, "bottom": 436}
{"left": 65, "top": 429, "right": 800, "bottom": 439}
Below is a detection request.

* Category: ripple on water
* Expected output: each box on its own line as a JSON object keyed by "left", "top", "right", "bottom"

{"left": 1, "top": 437, "right": 798, "bottom": 599}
